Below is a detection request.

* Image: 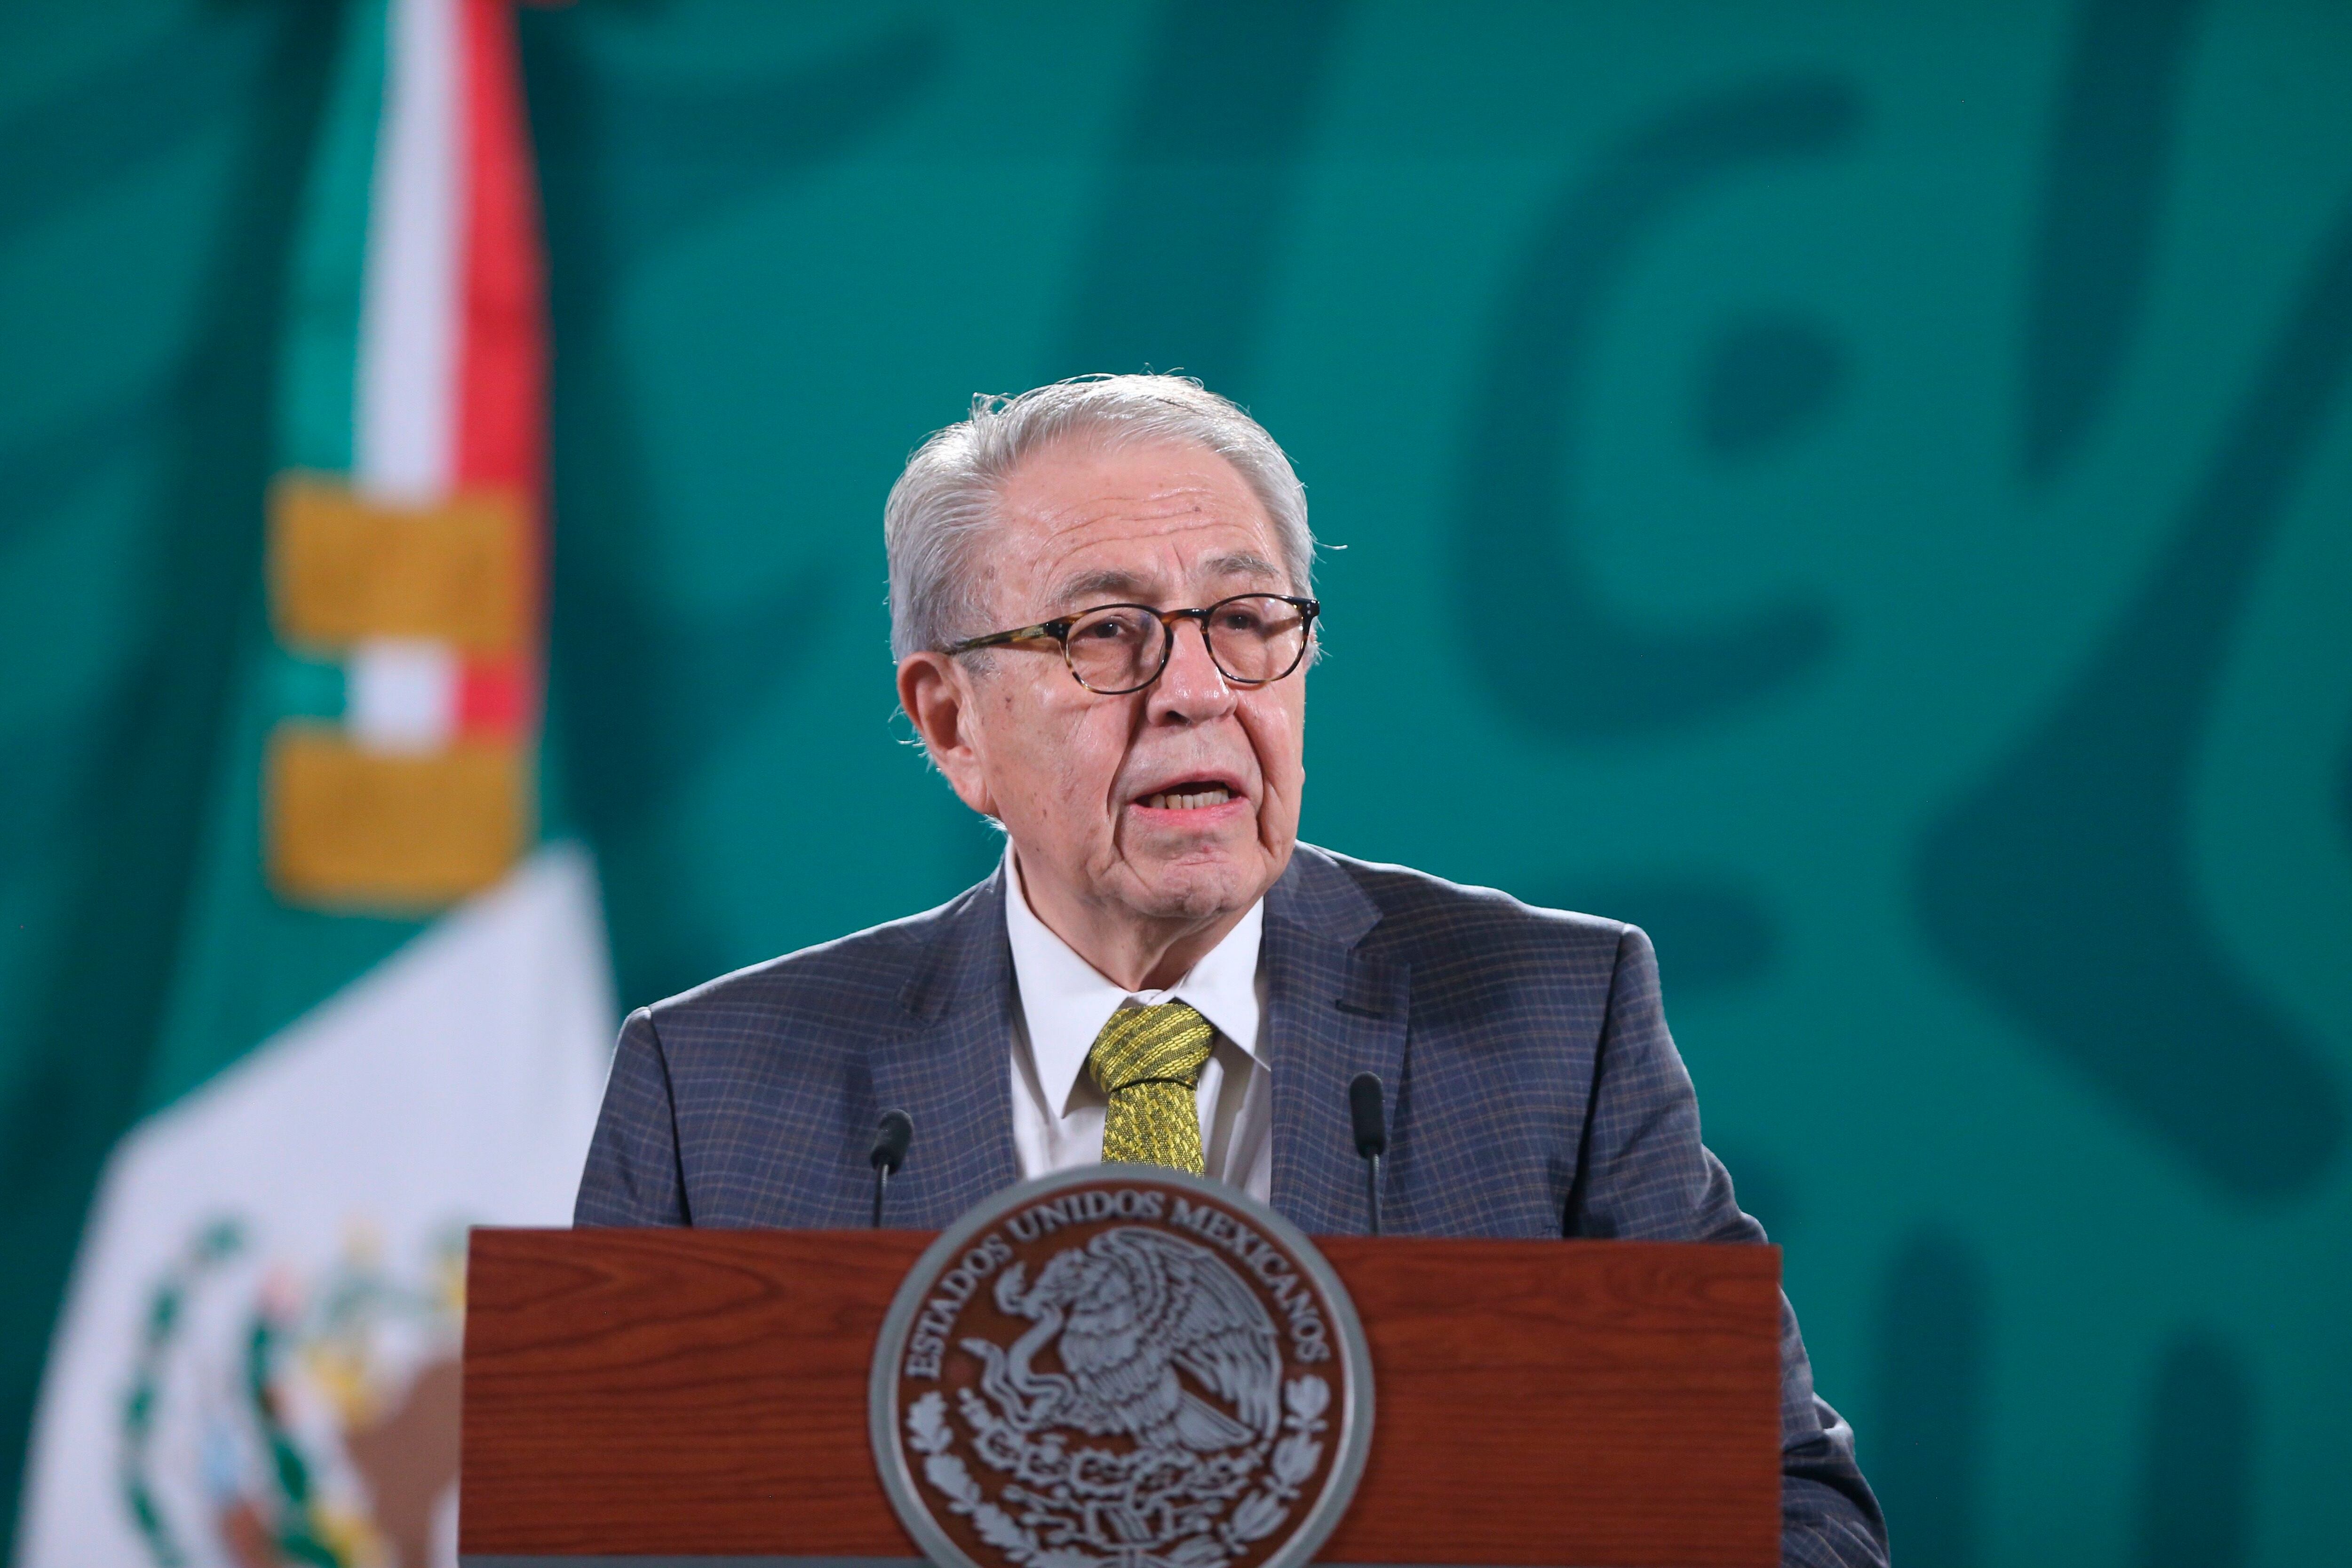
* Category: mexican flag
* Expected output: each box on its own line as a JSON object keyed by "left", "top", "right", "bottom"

{"left": 14, "top": 2, "right": 612, "bottom": 1564}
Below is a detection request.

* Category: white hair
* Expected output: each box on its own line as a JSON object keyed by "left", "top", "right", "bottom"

{"left": 883, "top": 374, "right": 1315, "bottom": 661}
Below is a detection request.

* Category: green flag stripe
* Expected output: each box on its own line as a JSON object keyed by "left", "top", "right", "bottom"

{"left": 275, "top": 0, "right": 388, "bottom": 476}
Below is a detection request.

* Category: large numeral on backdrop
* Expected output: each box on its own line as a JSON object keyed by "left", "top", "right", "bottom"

{"left": 1916, "top": 0, "right": 2348, "bottom": 1205}
{"left": 1913, "top": 200, "right": 2352, "bottom": 1203}
{"left": 1452, "top": 75, "right": 1859, "bottom": 740}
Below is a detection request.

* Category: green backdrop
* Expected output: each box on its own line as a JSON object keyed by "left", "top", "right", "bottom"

{"left": 5, "top": 1, "right": 2350, "bottom": 1562}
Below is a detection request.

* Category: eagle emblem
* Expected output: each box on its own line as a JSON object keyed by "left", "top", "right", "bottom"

{"left": 967, "top": 1227, "right": 1282, "bottom": 1455}
{"left": 874, "top": 1172, "right": 1369, "bottom": 1568}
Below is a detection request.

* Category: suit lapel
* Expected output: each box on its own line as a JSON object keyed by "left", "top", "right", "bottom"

{"left": 866, "top": 847, "right": 1406, "bottom": 1234}
{"left": 867, "top": 869, "right": 1024, "bottom": 1225}
{"left": 1263, "top": 850, "right": 1407, "bottom": 1236}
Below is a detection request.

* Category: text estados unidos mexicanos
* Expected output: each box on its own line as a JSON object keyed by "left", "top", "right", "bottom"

{"left": 899, "top": 1187, "right": 1332, "bottom": 1379}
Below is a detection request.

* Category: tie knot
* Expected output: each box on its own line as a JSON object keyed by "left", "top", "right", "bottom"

{"left": 1087, "top": 1001, "right": 1215, "bottom": 1097}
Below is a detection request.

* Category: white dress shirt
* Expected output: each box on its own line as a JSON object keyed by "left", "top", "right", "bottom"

{"left": 1002, "top": 849, "right": 1273, "bottom": 1200}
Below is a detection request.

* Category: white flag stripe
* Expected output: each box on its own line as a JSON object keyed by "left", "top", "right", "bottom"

{"left": 355, "top": 0, "right": 461, "bottom": 505}
{"left": 15, "top": 847, "right": 614, "bottom": 1568}
{"left": 348, "top": 637, "right": 461, "bottom": 753}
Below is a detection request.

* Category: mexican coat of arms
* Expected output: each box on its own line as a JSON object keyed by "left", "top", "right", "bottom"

{"left": 870, "top": 1170, "right": 1372, "bottom": 1568}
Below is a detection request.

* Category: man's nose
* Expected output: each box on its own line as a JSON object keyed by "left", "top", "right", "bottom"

{"left": 1146, "top": 617, "right": 1238, "bottom": 724}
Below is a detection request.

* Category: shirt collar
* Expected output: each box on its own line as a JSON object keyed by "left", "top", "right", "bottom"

{"left": 1001, "top": 845, "right": 1267, "bottom": 1118}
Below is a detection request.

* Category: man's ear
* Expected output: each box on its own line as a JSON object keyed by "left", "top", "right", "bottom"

{"left": 897, "top": 653, "right": 997, "bottom": 818}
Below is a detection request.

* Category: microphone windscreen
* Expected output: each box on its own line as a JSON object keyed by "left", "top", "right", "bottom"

{"left": 871, "top": 1108, "right": 914, "bottom": 1171}
{"left": 1348, "top": 1073, "right": 1387, "bottom": 1158}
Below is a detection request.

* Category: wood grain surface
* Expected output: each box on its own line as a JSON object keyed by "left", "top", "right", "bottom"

{"left": 1314, "top": 1236, "right": 1781, "bottom": 1567}
{"left": 460, "top": 1229, "right": 1780, "bottom": 1565}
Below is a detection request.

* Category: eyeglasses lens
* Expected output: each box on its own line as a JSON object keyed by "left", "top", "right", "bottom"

{"left": 1203, "top": 596, "right": 1309, "bottom": 683}
{"left": 1063, "top": 597, "right": 1309, "bottom": 693}
{"left": 1064, "top": 606, "right": 1163, "bottom": 692}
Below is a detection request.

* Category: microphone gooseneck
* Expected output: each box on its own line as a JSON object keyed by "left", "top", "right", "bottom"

{"left": 1348, "top": 1073, "right": 1386, "bottom": 1236}
{"left": 870, "top": 1109, "right": 914, "bottom": 1228}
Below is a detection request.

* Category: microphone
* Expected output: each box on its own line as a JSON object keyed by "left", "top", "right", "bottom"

{"left": 1348, "top": 1073, "right": 1386, "bottom": 1236}
{"left": 869, "top": 1109, "right": 914, "bottom": 1228}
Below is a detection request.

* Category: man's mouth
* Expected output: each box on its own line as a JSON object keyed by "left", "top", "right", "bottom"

{"left": 1136, "top": 780, "right": 1237, "bottom": 812}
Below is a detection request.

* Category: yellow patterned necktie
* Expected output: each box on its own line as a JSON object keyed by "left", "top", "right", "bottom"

{"left": 1087, "top": 1001, "right": 1216, "bottom": 1174}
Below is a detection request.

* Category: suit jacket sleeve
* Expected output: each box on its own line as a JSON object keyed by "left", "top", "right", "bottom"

{"left": 1574, "top": 925, "right": 1889, "bottom": 1568}
{"left": 575, "top": 1006, "right": 691, "bottom": 1226}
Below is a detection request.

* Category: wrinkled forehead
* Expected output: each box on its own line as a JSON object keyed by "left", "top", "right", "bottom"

{"left": 984, "top": 438, "right": 1289, "bottom": 613}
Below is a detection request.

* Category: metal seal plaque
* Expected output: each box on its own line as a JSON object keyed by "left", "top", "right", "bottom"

{"left": 870, "top": 1169, "right": 1374, "bottom": 1568}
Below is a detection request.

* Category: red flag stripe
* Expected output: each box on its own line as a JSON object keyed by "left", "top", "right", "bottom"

{"left": 457, "top": 0, "right": 545, "bottom": 733}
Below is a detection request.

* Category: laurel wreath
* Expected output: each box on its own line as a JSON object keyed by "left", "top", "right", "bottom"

{"left": 907, "top": 1373, "right": 1330, "bottom": 1568}
{"left": 120, "top": 1219, "right": 246, "bottom": 1568}
{"left": 119, "top": 1217, "right": 361, "bottom": 1568}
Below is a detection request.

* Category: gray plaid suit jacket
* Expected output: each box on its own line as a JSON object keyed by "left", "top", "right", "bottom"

{"left": 577, "top": 843, "right": 1888, "bottom": 1567}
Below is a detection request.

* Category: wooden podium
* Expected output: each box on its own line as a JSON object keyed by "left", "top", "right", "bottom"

{"left": 459, "top": 1229, "right": 1783, "bottom": 1566}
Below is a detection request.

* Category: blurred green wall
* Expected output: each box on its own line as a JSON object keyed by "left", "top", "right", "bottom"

{"left": 4, "top": 1, "right": 2349, "bottom": 1562}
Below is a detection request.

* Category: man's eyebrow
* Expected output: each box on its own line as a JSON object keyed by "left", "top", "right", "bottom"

{"left": 1048, "top": 551, "right": 1288, "bottom": 611}
{"left": 1200, "top": 550, "right": 1284, "bottom": 583}
{"left": 1049, "top": 566, "right": 1155, "bottom": 607}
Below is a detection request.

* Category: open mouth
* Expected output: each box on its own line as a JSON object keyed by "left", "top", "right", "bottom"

{"left": 1136, "top": 781, "right": 1236, "bottom": 812}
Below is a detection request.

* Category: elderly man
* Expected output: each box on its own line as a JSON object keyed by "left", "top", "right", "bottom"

{"left": 575, "top": 375, "right": 1886, "bottom": 1566}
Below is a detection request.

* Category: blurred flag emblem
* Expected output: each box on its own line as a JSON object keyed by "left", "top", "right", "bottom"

{"left": 16, "top": 2, "right": 611, "bottom": 1565}
{"left": 119, "top": 1222, "right": 468, "bottom": 1568}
